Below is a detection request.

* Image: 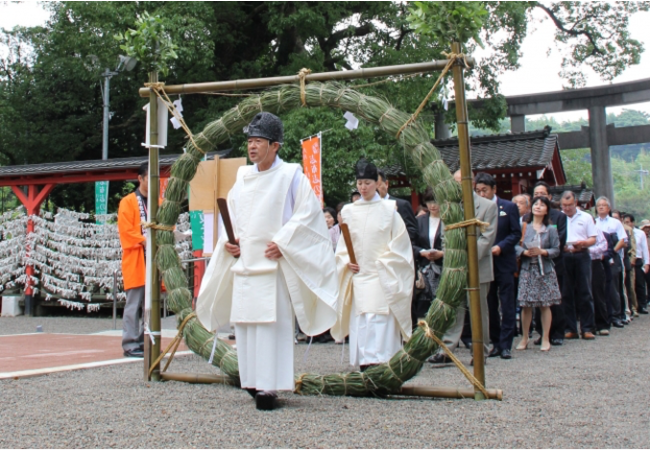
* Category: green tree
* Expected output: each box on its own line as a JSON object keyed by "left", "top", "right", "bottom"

{"left": 1, "top": 2, "right": 648, "bottom": 211}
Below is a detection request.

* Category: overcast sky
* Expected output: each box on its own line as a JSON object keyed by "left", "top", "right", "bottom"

{"left": 1, "top": 2, "right": 649, "bottom": 123}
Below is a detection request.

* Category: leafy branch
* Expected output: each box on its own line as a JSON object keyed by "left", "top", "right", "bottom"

{"left": 114, "top": 11, "right": 178, "bottom": 76}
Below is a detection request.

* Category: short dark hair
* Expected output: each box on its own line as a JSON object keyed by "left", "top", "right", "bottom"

{"left": 323, "top": 206, "right": 338, "bottom": 225}
{"left": 423, "top": 186, "right": 436, "bottom": 203}
{"left": 624, "top": 213, "right": 635, "bottom": 223}
{"left": 474, "top": 172, "right": 495, "bottom": 188}
{"left": 138, "top": 162, "right": 148, "bottom": 177}
{"left": 533, "top": 181, "right": 551, "bottom": 195}
{"left": 377, "top": 169, "right": 386, "bottom": 182}
{"left": 561, "top": 191, "right": 576, "bottom": 202}
{"left": 526, "top": 196, "right": 552, "bottom": 226}
{"left": 350, "top": 191, "right": 361, "bottom": 202}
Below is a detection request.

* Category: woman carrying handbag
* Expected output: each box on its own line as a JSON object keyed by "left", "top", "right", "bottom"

{"left": 515, "top": 196, "right": 562, "bottom": 352}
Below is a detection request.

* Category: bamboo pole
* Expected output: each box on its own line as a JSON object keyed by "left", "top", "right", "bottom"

{"left": 159, "top": 373, "right": 502, "bottom": 401}
{"left": 451, "top": 42, "right": 486, "bottom": 400}
{"left": 397, "top": 385, "right": 502, "bottom": 401}
{"left": 147, "top": 71, "right": 162, "bottom": 382}
{"left": 160, "top": 372, "right": 236, "bottom": 385}
{"left": 137, "top": 59, "right": 475, "bottom": 97}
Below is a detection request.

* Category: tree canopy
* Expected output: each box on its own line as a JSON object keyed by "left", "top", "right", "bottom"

{"left": 0, "top": 1, "right": 648, "bottom": 212}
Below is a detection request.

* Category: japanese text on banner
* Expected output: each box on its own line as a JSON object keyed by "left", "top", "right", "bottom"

{"left": 301, "top": 134, "right": 323, "bottom": 204}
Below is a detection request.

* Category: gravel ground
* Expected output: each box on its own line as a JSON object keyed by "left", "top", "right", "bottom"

{"left": 1, "top": 314, "right": 649, "bottom": 448}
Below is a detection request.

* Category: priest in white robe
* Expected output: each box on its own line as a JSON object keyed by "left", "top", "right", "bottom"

{"left": 196, "top": 112, "right": 338, "bottom": 410}
{"left": 331, "top": 160, "right": 414, "bottom": 371}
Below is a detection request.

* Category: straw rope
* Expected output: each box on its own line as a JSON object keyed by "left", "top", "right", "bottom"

{"left": 417, "top": 320, "right": 489, "bottom": 399}
{"left": 142, "top": 221, "right": 175, "bottom": 232}
{"left": 395, "top": 52, "right": 464, "bottom": 139}
{"left": 444, "top": 217, "right": 490, "bottom": 233}
{"left": 298, "top": 68, "right": 312, "bottom": 106}
{"left": 152, "top": 69, "right": 499, "bottom": 398}
{"left": 148, "top": 311, "right": 196, "bottom": 378}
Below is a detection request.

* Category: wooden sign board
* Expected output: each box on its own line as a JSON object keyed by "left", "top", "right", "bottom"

{"left": 189, "top": 159, "right": 218, "bottom": 211}
{"left": 189, "top": 157, "right": 247, "bottom": 255}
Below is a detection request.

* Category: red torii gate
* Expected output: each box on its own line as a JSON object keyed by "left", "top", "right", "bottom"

{"left": 0, "top": 152, "right": 226, "bottom": 315}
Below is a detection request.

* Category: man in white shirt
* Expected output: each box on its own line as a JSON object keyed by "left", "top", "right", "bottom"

{"left": 594, "top": 197, "right": 628, "bottom": 326}
{"left": 589, "top": 225, "right": 611, "bottom": 335}
{"left": 561, "top": 191, "right": 597, "bottom": 340}
{"left": 623, "top": 214, "right": 649, "bottom": 314}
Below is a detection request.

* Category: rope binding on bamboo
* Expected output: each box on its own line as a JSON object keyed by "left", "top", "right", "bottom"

{"left": 148, "top": 311, "right": 197, "bottom": 378}
{"left": 395, "top": 52, "right": 465, "bottom": 139}
{"left": 145, "top": 82, "right": 208, "bottom": 155}
{"left": 142, "top": 221, "right": 175, "bottom": 232}
{"left": 297, "top": 68, "right": 312, "bottom": 106}
{"left": 417, "top": 320, "right": 489, "bottom": 399}
{"left": 445, "top": 217, "right": 490, "bottom": 233}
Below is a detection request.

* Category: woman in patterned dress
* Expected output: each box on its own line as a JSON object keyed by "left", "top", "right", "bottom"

{"left": 515, "top": 196, "right": 562, "bottom": 352}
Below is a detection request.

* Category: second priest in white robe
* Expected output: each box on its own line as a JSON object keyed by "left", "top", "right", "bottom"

{"left": 331, "top": 160, "right": 414, "bottom": 370}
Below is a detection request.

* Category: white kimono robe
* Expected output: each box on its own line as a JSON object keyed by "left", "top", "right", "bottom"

{"left": 196, "top": 156, "right": 338, "bottom": 391}
{"left": 331, "top": 192, "right": 414, "bottom": 366}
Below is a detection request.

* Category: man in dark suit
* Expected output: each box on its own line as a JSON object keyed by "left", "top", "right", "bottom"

{"left": 474, "top": 172, "right": 521, "bottom": 360}
{"left": 531, "top": 181, "right": 568, "bottom": 346}
{"left": 377, "top": 170, "right": 420, "bottom": 326}
{"left": 377, "top": 170, "right": 418, "bottom": 243}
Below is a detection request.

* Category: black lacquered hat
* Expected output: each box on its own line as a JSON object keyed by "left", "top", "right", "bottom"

{"left": 244, "top": 112, "right": 284, "bottom": 145}
{"left": 355, "top": 159, "right": 378, "bottom": 181}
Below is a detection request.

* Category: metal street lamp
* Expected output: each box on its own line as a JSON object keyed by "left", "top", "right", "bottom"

{"left": 100, "top": 55, "right": 137, "bottom": 160}
{"left": 93, "top": 55, "right": 137, "bottom": 223}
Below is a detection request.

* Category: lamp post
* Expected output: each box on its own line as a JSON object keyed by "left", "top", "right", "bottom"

{"left": 100, "top": 55, "right": 137, "bottom": 160}
{"left": 96, "top": 56, "right": 137, "bottom": 222}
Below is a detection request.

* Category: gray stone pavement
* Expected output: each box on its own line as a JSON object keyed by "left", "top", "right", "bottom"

{"left": 1, "top": 314, "right": 649, "bottom": 448}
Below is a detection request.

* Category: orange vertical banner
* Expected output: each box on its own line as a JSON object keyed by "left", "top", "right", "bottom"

{"left": 301, "top": 134, "right": 323, "bottom": 204}
{"left": 159, "top": 177, "right": 170, "bottom": 204}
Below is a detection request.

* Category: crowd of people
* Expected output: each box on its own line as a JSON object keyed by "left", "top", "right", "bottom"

{"left": 320, "top": 172, "right": 649, "bottom": 365}
{"left": 191, "top": 111, "right": 644, "bottom": 411}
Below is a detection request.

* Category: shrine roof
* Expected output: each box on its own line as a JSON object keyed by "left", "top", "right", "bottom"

{"left": 0, "top": 150, "right": 231, "bottom": 186}
{"left": 549, "top": 183, "right": 595, "bottom": 206}
{"left": 432, "top": 127, "right": 559, "bottom": 173}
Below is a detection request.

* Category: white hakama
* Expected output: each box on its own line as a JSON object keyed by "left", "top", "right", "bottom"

{"left": 236, "top": 268, "right": 295, "bottom": 391}
{"left": 348, "top": 309, "right": 402, "bottom": 366}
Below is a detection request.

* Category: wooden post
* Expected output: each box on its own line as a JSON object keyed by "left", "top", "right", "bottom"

{"left": 146, "top": 71, "right": 162, "bottom": 382}
{"left": 11, "top": 184, "right": 56, "bottom": 316}
{"left": 451, "top": 42, "right": 486, "bottom": 400}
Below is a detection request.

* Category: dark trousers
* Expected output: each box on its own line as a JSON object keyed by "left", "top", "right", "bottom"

{"left": 563, "top": 252, "right": 595, "bottom": 334}
{"left": 634, "top": 261, "right": 647, "bottom": 310}
{"left": 535, "top": 265, "right": 566, "bottom": 340}
{"left": 610, "top": 257, "right": 624, "bottom": 320}
{"left": 645, "top": 269, "right": 650, "bottom": 310}
{"left": 487, "top": 269, "right": 516, "bottom": 351}
{"left": 592, "top": 259, "right": 610, "bottom": 331}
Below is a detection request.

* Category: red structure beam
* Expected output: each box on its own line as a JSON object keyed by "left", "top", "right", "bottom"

{"left": 0, "top": 168, "right": 171, "bottom": 187}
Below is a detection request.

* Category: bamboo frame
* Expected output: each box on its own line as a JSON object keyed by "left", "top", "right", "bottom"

{"left": 159, "top": 373, "right": 503, "bottom": 401}
{"left": 451, "top": 42, "right": 486, "bottom": 400}
{"left": 146, "top": 71, "right": 162, "bottom": 382}
{"left": 137, "top": 59, "right": 475, "bottom": 97}
{"left": 143, "top": 46, "right": 497, "bottom": 401}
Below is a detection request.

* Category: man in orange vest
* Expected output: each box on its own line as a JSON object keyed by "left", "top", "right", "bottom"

{"left": 118, "top": 163, "right": 148, "bottom": 358}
